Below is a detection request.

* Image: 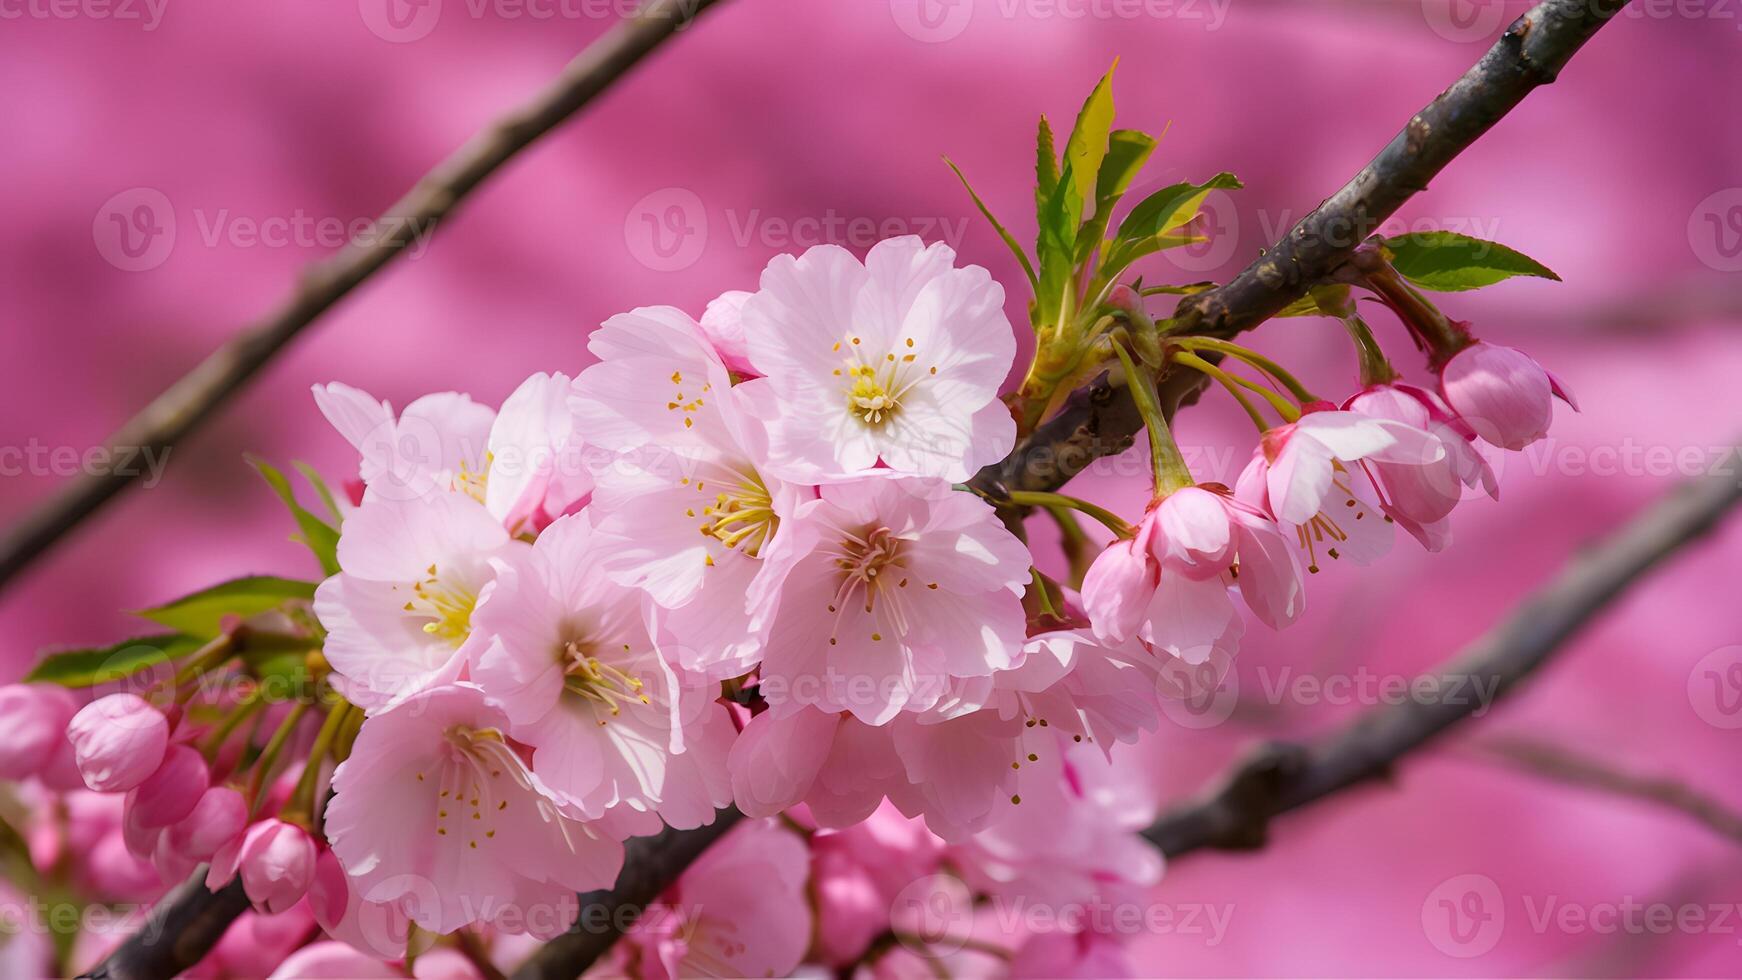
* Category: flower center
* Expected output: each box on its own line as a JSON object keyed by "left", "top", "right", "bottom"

{"left": 404, "top": 564, "right": 479, "bottom": 646}
{"left": 833, "top": 334, "right": 929, "bottom": 427}
{"left": 824, "top": 526, "right": 926, "bottom": 645}
{"left": 453, "top": 452, "right": 492, "bottom": 504}
{"left": 698, "top": 472, "right": 778, "bottom": 558}
{"left": 427, "top": 726, "right": 581, "bottom": 854}
{"left": 560, "top": 639, "right": 650, "bottom": 718}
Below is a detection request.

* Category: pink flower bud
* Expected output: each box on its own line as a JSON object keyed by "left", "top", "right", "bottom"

{"left": 68, "top": 694, "right": 169, "bottom": 793}
{"left": 166, "top": 786, "right": 247, "bottom": 861}
{"left": 127, "top": 745, "right": 210, "bottom": 829}
{"left": 810, "top": 848, "right": 886, "bottom": 966}
{"left": 1106, "top": 283, "right": 1143, "bottom": 314}
{"left": 0, "top": 684, "right": 78, "bottom": 781}
{"left": 234, "top": 819, "right": 317, "bottom": 915}
{"left": 1439, "top": 341, "right": 1577, "bottom": 451}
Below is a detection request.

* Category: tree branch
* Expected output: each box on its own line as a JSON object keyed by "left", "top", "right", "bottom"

{"left": 1466, "top": 734, "right": 1742, "bottom": 847}
{"left": 509, "top": 808, "right": 745, "bottom": 980}
{"left": 0, "top": 0, "right": 729, "bottom": 594}
{"left": 984, "top": 0, "right": 1629, "bottom": 496}
{"left": 79, "top": 877, "right": 247, "bottom": 980}
{"left": 1142, "top": 447, "right": 1742, "bottom": 857}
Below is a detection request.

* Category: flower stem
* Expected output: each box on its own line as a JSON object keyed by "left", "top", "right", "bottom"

{"left": 1004, "top": 490, "right": 1133, "bottom": 539}
{"left": 1171, "top": 350, "right": 1301, "bottom": 422}
{"left": 282, "top": 700, "right": 355, "bottom": 830}
{"left": 1339, "top": 312, "right": 1400, "bottom": 387}
{"left": 247, "top": 701, "right": 311, "bottom": 817}
{"left": 1174, "top": 337, "right": 1316, "bottom": 402}
{"left": 1109, "top": 338, "right": 1195, "bottom": 495}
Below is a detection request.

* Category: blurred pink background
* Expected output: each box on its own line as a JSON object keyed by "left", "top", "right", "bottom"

{"left": 3, "top": 0, "right": 1741, "bottom": 974}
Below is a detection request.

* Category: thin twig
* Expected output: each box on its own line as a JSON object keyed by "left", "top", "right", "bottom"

{"left": 1142, "top": 447, "right": 1742, "bottom": 857}
{"left": 1466, "top": 733, "right": 1742, "bottom": 847}
{"left": 0, "top": 0, "right": 728, "bottom": 594}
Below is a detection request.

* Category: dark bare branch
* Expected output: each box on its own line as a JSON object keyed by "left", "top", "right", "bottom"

{"left": 0, "top": 0, "right": 728, "bottom": 594}
{"left": 1142, "top": 447, "right": 1742, "bottom": 857}
{"left": 79, "top": 877, "right": 247, "bottom": 980}
{"left": 1468, "top": 734, "right": 1742, "bottom": 847}
{"left": 509, "top": 808, "right": 745, "bottom": 980}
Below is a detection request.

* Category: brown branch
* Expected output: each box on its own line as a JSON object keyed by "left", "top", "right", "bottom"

{"left": 0, "top": 0, "right": 729, "bottom": 594}
{"left": 79, "top": 877, "right": 247, "bottom": 980}
{"left": 1142, "top": 446, "right": 1742, "bottom": 857}
{"left": 508, "top": 808, "right": 744, "bottom": 980}
{"left": 1467, "top": 734, "right": 1742, "bottom": 847}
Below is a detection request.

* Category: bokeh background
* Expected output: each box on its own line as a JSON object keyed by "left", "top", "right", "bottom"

{"left": 3, "top": 0, "right": 1741, "bottom": 974}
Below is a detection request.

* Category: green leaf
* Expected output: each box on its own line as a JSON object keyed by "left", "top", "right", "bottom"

{"left": 1380, "top": 231, "right": 1561, "bottom": 292}
{"left": 250, "top": 456, "right": 341, "bottom": 576}
{"left": 1035, "top": 115, "right": 1058, "bottom": 218}
{"left": 135, "top": 575, "right": 319, "bottom": 637}
{"left": 25, "top": 634, "right": 205, "bottom": 688}
{"left": 1119, "top": 172, "right": 1242, "bottom": 241}
{"left": 1034, "top": 163, "right": 1083, "bottom": 328}
{"left": 1076, "top": 129, "right": 1158, "bottom": 264}
{"left": 946, "top": 157, "right": 1038, "bottom": 289}
{"left": 293, "top": 462, "right": 346, "bottom": 526}
{"left": 1062, "top": 61, "right": 1119, "bottom": 216}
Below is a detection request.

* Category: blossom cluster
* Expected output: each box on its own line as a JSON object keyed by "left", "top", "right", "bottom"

{"left": 0, "top": 68, "right": 1578, "bottom": 977}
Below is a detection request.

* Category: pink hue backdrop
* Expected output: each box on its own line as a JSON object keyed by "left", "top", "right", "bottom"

{"left": 4, "top": 0, "right": 1741, "bottom": 974}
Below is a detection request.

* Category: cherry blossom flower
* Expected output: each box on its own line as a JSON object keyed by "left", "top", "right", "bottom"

{"left": 1345, "top": 382, "right": 1498, "bottom": 549}
{"left": 752, "top": 476, "right": 1029, "bottom": 725}
{"left": 313, "top": 383, "right": 495, "bottom": 505}
{"left": 324, "top": 684, "right": 625, "bottom": 939}
{"left": 571, "top": 305, "right": 801, "bottom": 680}
{"left": 314, "top": 375, "right": 588, "bottom": 531}
{"left": 615, "top": 819, "right": 812, "bottom": 979}
{"left": 698, "top": 289, "right": 755, "bottom": 376}
{"left": 314, "top": 492, "right": 520, "bottom": 713}
{"left": 67, "top": 694, "right": 169, "bottom": 793}
{"left": 0, "top": 684, "right": 78, "bottom": 782}
{"left": 470, "top": 512, "right": 733, "bottom": 826}
{"left": 1439, "top": 341, "right": 1578, "bottom": 451}
{"left": 741, "top": 236, "right": 1017, "bottom": 481}
{"left": 1234, "top": 410, "right": 1446, "bottom": 571}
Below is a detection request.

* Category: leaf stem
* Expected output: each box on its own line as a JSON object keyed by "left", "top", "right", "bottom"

{"left": 1110, "top": 339, "right": 1195, "bottom": 495}
{"left": 1171, "top": 350, "right": 1301, "bottom": 423}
